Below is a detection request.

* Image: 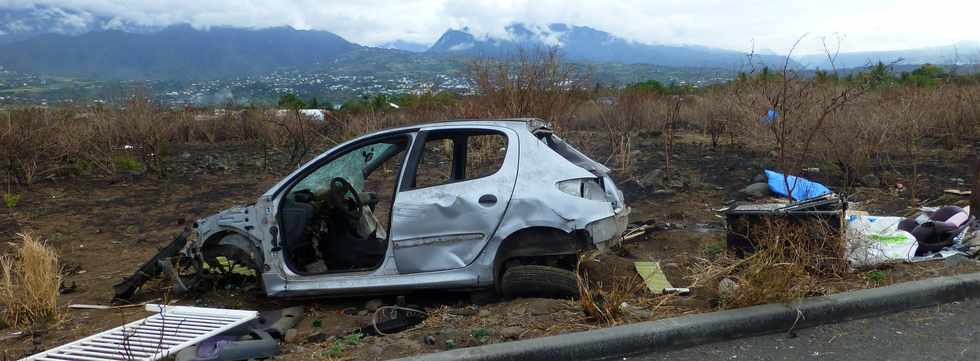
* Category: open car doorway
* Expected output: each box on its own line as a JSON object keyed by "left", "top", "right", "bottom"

{"left": 279, "top": 135, "right": 410, "bottom": 274}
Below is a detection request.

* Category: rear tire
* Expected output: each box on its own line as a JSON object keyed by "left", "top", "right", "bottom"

{"left": 500, "top": 265, "right": 579, "bottom": 299}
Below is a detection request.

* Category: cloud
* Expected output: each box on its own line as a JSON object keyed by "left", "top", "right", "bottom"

{"left": 0, "top": 0, "right": 976, "bottom": 54}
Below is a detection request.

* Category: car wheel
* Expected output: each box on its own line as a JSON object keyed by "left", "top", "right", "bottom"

{"left": 500, "top": 265, "right": 579, "bottom": 299}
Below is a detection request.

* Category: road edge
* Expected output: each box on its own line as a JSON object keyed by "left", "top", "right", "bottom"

{"left": 393, "top": 271, "right": 980, "bottom": 361}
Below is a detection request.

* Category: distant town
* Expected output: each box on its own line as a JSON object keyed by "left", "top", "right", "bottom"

{"left": 0, "top": 66, "right": 475, "bottom": 107}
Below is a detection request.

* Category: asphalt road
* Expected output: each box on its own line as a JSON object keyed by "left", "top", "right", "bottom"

{"left": 630, "top": 297, "right": 980, "bottom": 361}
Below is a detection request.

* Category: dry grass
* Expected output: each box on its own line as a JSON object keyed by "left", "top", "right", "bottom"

{"left": 0, "top": 233, "right": 62, "bottom": 327}
{"left": 688, "top": 218, "right": 848, "bottom": 309}
{"left": 576, "top": 251, "right": 649, "bottom": 325}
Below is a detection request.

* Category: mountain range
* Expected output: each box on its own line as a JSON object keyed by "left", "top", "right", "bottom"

{"left": 0, "top": 5, "right": 976, "bottom": 81}
{"left": 0, "top": 25, "right": 358, "bottom": 79}
{"left": 426, "top": 23, "right": 792, "bottom": 68}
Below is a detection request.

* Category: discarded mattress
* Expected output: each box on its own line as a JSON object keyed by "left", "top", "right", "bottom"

{"left": 765, "top": 169, "right": 831, "bottom": 201}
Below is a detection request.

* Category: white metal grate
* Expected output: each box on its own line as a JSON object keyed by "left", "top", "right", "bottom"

{"left": 22, "top": 305, "right": 258, "bottom": 361}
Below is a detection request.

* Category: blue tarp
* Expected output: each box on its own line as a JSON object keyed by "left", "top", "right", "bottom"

{"left": 765, "top": 169, "right": 831, "bottom": 201}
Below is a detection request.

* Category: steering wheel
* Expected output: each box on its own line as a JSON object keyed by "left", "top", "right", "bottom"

{"left": 329, "top": 177, "right": 363, "bottom": 215}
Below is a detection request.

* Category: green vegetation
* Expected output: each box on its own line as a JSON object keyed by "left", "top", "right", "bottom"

{"left": 865, "top": 270, "right": 887, "bottom": 283}
{"left": 703, "top": 242, "right": 724, "bottom": 258}
{"left": 320, "top": 332, "right": 363, "bottom": 358}
{"left": 3, "top": 193, "right": 20, "bottom": 209}
{"left": 112, "top": 154, "right": 145, "bottom": 173}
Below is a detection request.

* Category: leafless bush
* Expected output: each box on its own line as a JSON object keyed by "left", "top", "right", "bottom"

{"left": 0, "top": 108, "right": 67, "bottom": 185}
{"left": 465, "top": 47, "right": 592, "bottom": 129}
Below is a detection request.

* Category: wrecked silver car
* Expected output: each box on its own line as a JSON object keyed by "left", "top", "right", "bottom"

{"left": 172, "top": 119, "right": 628, "bottom": 299}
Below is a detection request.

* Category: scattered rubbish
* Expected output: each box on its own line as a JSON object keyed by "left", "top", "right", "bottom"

{"left": 739, "top": 182, "right": 773, "bottom": 199}
{"left": 634, "top": 261, "right": 673, "bottom": 293}
{"left": 113, "top": 227, "right": 192, "bottom": 301}
{"left": 59, "top": 280, "right": 78, "bottom": 294}
{"left": 176, "top": 330, "right": 279, "bottom": 361}
{"left": 847, "top": 206, "right": 975, "bottom": 267}
{"left": 764, "top": 170, "right": 831, "bottom": 201}
{"left": 944, "top": 189, "right": 972, "bottom": 196}
{"left": 69, "top": 298, "right": 163, "bottom": 310}
{"left": 360, "top": 305, "right": 427, "bottom": 336}
{"left": 663, "top": 287, "right": 691, "bottom": 295}
{"left": 623, "top": 223, "right": 655, "bottom": 241}
{"left": 23, "top": 304, "right": 258, "bottom": 361}
{"left": 725, "top": 194, "right": 844, "bottom": 256}
{"left": 0, "top": 331, "right": 25, "bottom": 342}
{"left": 718, "top": 277, "right": 739, "bottom": 300}
{"left": 846, "top": 215, "right": 918, "bottom": 267}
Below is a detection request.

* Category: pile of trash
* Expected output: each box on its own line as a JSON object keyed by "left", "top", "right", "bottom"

{"left": 847, "top": 205, "right": 976, "bottom": 267}
{"left": 729, "top": 169, "right": 979, "bottom": 269}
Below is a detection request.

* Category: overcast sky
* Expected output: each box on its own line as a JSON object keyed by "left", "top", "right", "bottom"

{"left": 2, "top": 0, "right": 978, "bottom": 54}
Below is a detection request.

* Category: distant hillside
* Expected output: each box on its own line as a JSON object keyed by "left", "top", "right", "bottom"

{"left": 0, "top": 25, "right": 359, "bottom": 79}
{"left": 797, "top": 42, "right": 980, "bottom": 69}
{"left": 427, "top": 23, "right": 793, "bottom": 68}
{"left": 379, "top": 40, "right": 430, "bottom": 53}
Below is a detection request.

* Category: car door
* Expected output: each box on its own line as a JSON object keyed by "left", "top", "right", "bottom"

{"left": 389, "top": 126, "right": 518, "bottom": 274}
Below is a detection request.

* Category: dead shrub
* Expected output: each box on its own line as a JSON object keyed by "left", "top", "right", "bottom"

{"left": 0, "top": 233, "right": 62, "bottom": 327}
{"left": 576, "top": 251, "right": 648, "bottom": 325}
{"left": 689, "top": 218, "right": 846, "bottom": 309}
{"left": 465, "top": 47, "right": 592, "bottom": 128}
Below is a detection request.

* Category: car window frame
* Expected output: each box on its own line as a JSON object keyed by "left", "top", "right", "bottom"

{"left": 400, "top": 128, "right": 510, "bottom": 191}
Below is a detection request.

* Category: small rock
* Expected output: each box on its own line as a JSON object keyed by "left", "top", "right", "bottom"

{"left": 478, "top": 309, "right": 491, "bottom": 318}
{"left": 283, "top": 328, "right": 299, "bottom": 343}
{"left": 861, "top": 174, "right": 880, "bottom": 187}
{"left": 366, "top": 345, "right": 384, "bottom": 356}
{"left": 660, "top": 262, "right": 681, "bottom": 277}
{"left": 718, "top": 278, "right": 739, "bottom": 300}
{"left": 450, "top": 307, "right": 478, "bottom": 316}
{"left": 623, "top": 305, "right": 653, "bottom": 320}
{"left": 498, "top": 326, "right": 524, "bottom": 340}
{"left": 944, "top": 254, "right": 970, "bottom": 268}
{"left": 365, "top": 298, "right": 384, "bottom": 312}
{"left": 423, "top": 335, "right": 437, "bottom": 346}
{"left": 357, "top": 309, "right": 368, "bottom": 316}
{"left": 739, "top": 182, "right": 772, "bottom": 198}
{"left": 636, "top": 169, "right": 664, "bottom": 188}
{"left": 527, "top": 300, "right": 562, "bottom": 316}
{"left": 180, "top": 152, "right": 191, "bottom": 159}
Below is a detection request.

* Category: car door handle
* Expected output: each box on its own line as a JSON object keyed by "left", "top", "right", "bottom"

{"left": 478, "top": 194, "right": 497, "bottom": 206}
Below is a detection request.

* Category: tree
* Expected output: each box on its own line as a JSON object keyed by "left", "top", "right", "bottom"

{"left": 626, "top": 79, "right": 668, "bottom": 95}
{"left": 277, "top": 93, "right": 306, "bottom": 110}
{"left": 901, "top": 63, "right": 948, "bottom": 87}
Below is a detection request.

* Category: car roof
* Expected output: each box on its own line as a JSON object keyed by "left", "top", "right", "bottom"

{"left": 363, "top": 118, "right": 547, "bottom": 138}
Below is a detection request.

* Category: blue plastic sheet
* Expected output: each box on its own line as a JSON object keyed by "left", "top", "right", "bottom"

{"left": 765, "top": 169, "right": 831, "bottom": 201}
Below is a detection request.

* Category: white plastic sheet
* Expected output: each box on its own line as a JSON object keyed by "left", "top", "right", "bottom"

{"left": 846, "top": 214, "right": 919, "bottom": 267}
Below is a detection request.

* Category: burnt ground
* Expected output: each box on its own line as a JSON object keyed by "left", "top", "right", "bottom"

{"left": 1, "top": 132, "right": 978, "bottom": 360}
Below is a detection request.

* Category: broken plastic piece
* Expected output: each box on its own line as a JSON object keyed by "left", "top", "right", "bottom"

{"left": 175, "top": 330, "right": 279, "bottom": 361}
{"left": 634, "top": 261, "right": 673, "bottom": 293}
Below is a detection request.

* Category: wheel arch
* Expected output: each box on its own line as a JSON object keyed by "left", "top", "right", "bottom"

{"left": 199, "top": 230, "right": 264, "bottom": 270}
{"left": 491, "top": 226, "right": 590, "bottom": 288}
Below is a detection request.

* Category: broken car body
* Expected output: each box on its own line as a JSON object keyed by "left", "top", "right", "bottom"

{"left": 186, "top": 119, "right": 628, "bottom": 298}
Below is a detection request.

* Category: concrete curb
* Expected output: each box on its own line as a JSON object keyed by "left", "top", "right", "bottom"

{"left": 393, "top": 272, "right": 980, "bottom": 361}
